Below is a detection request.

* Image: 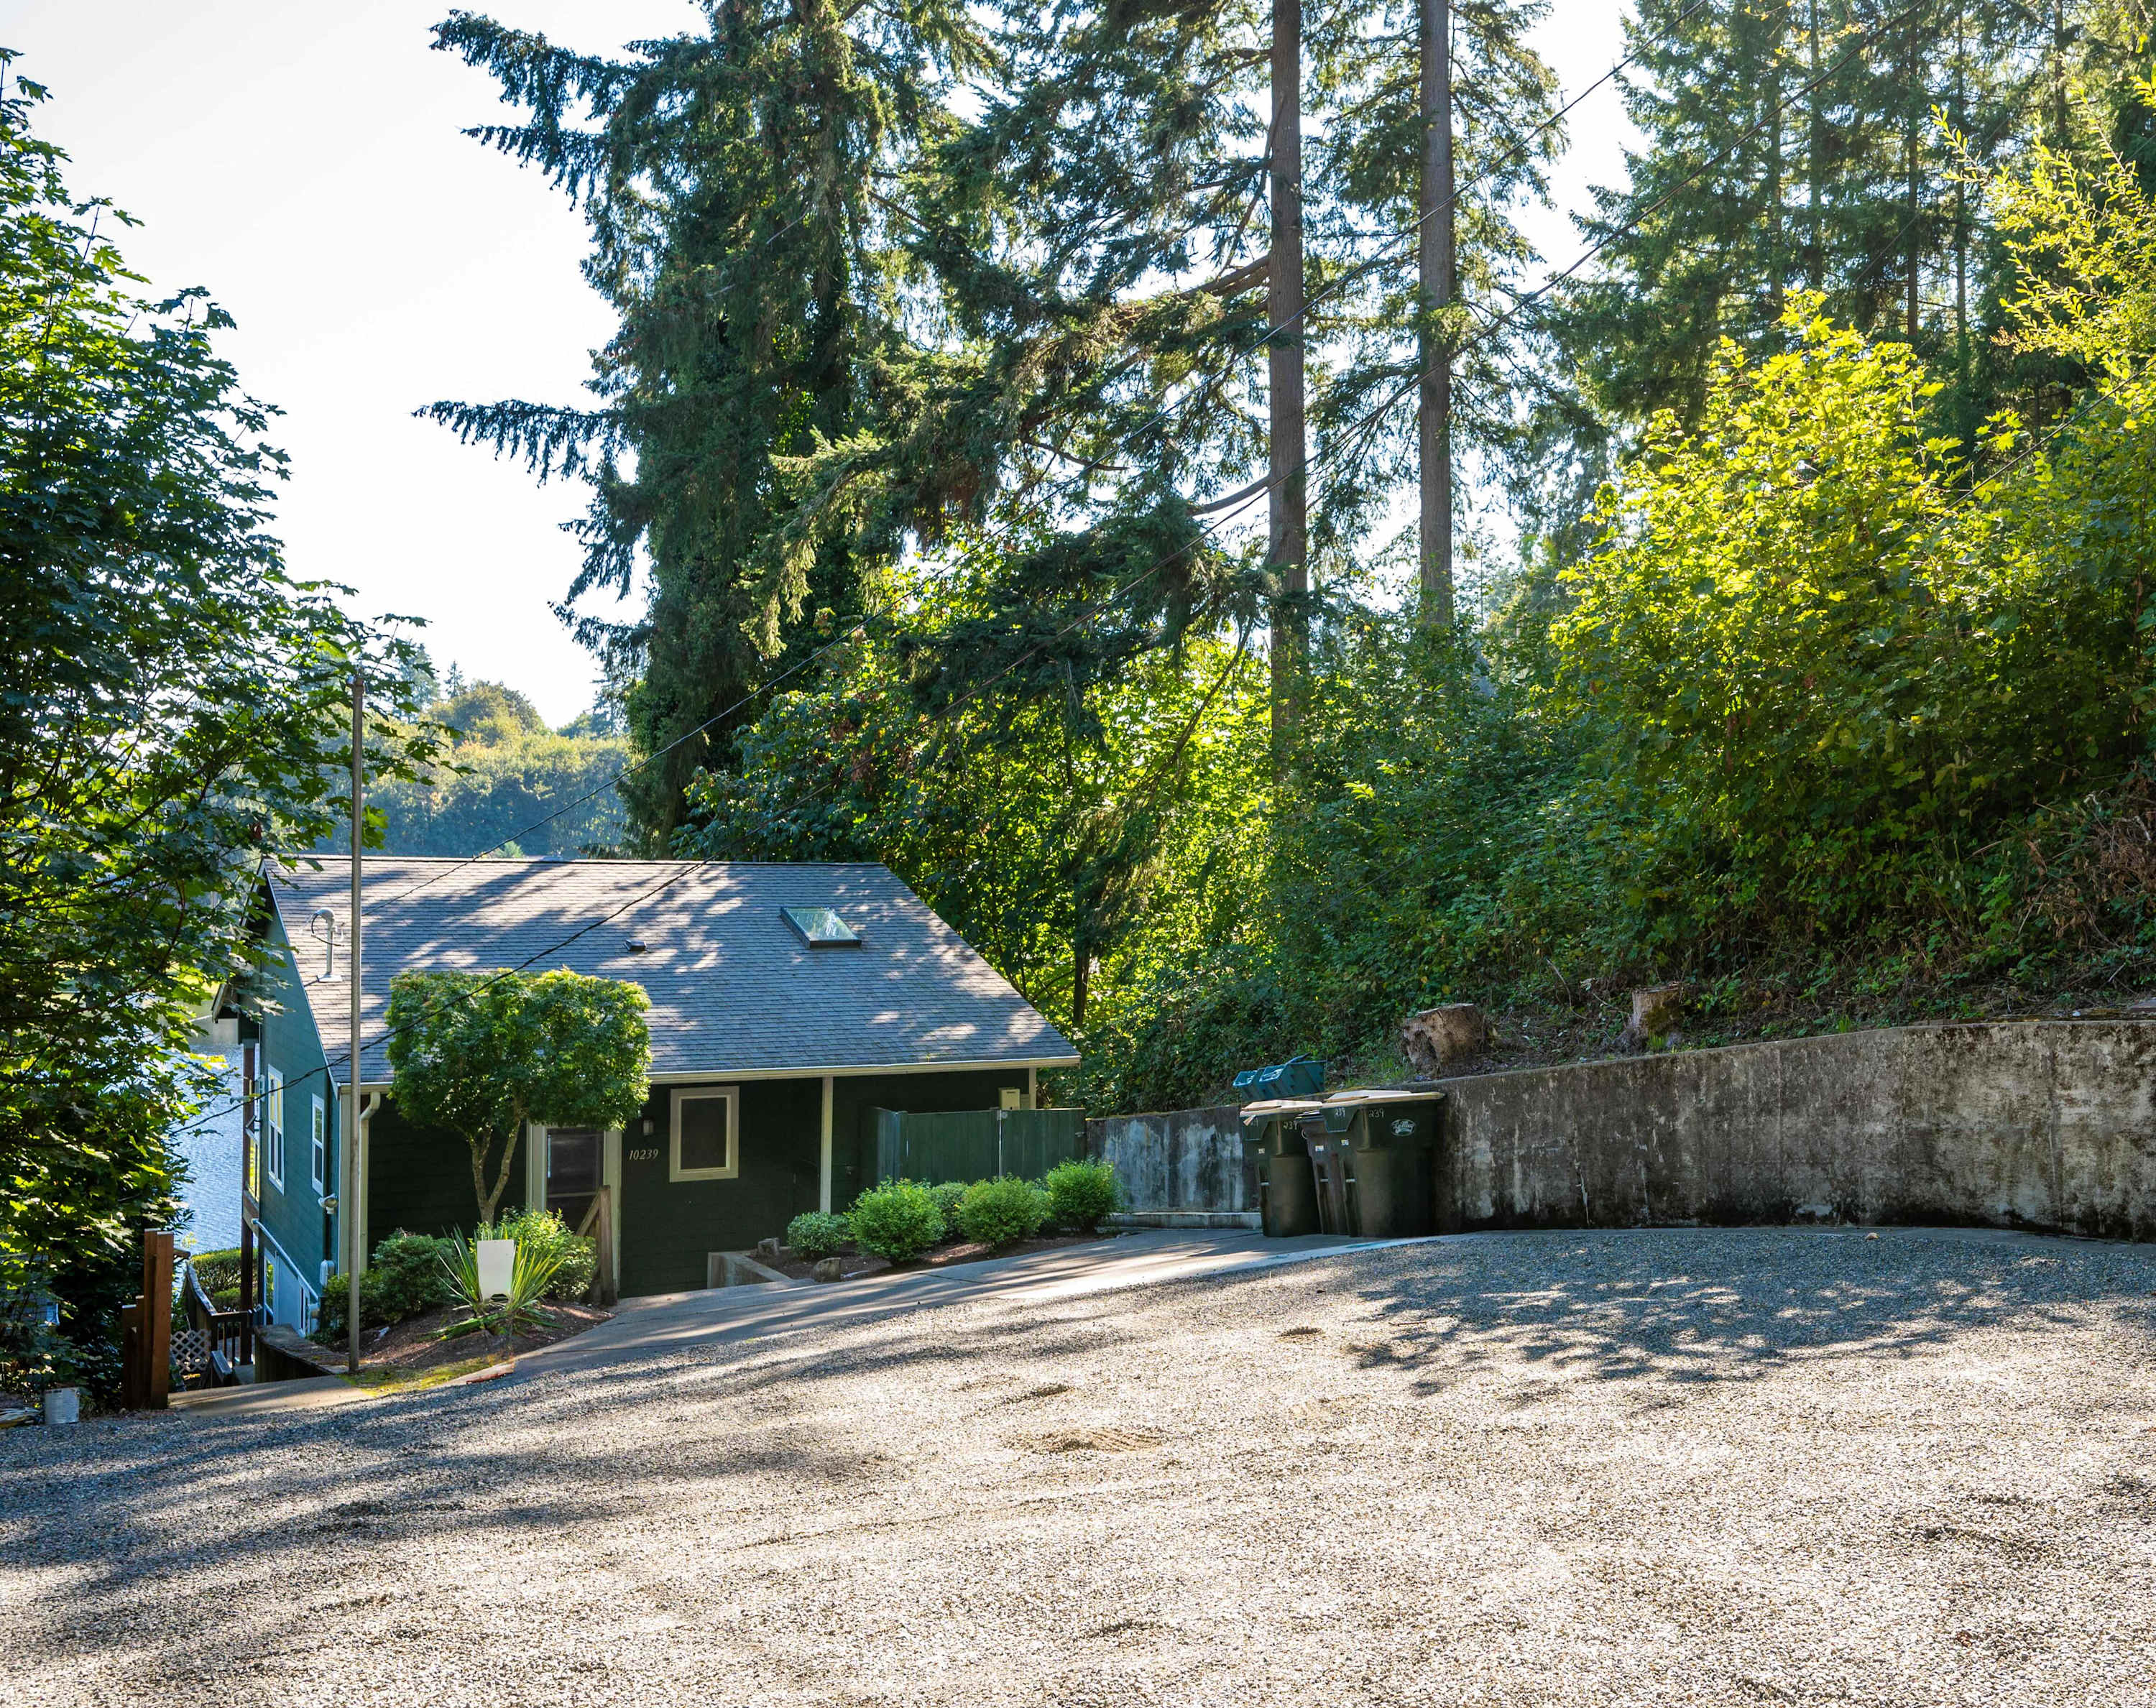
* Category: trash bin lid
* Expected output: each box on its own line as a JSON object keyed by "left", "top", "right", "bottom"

{"left": 1240, "top": 1098, "right": 1326, "bottom": 1123}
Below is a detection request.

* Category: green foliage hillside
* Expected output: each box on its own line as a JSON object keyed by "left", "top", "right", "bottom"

{"left": 694, "top": 80, "right": 2156, "bottom": 1112}
{"left": 363, "top": 682, "right": 632, "bottom": 859}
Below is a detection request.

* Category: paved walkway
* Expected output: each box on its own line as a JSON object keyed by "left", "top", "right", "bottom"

{"left": 507, "top": 1227, "right": 1369, "bottom": 1385}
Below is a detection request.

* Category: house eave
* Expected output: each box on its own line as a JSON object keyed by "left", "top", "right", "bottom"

{"left": 354, "top": 1053, "right": 1082, "bottom": 1096}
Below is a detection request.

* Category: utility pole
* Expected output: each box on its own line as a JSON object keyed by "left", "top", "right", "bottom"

{"left": 344, "top": 670, "right": 364, "bottom": 1377}
{"left": 1418, "top": 0, "right": 1455, "bottom": 629}
{"left": 1268, "top": 0, "right": 1307, "bottom": 767}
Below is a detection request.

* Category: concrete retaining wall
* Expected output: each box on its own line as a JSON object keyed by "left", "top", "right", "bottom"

{"left": 1442, "top": 1020, "right": 2156, "bottom": 1240}
{"left": 1092, "top": 1021, "right": 2156, "bottom": 1241}
{"left": 1086, "top": 1104, "right": 1253, "bottom": 1217}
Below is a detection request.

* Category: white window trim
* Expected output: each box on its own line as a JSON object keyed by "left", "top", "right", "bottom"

{"left": 669, "top": 1086, "right": 740, "bottom": 1182}
{"left": 264, "top": 1066, "right": 285, "bottom": 1192}
{"left": 309, "top": 1095, "right": 326, "bottom": 1195}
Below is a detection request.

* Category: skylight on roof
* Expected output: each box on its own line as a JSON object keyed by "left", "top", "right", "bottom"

{"left": 781, "top": 905, "right": 860, "bottom": 947}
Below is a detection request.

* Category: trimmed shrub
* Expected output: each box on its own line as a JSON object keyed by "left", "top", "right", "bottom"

{"left": 848, "top": 1180, "right": 945, "bottom": 1263}
{"left": 928, "top": 1181, "right": 969, "bottom": 1234}
{"left": 478, "top": 1208, "right": 595, "bottom": 1301}
{"left": 1044, "top": 1158, "right": 1122, "bottom": 1233}
{"left": 315, "top": 1230, "right": 460, "bottom": 1337}
{"left": 955, "top": 1175, "right": 1049, "bottom": 1247}
{"left": 369, "top": 1231, "right": 458, "bottom": 1319}
{"left": 786, "top": 1211, "right": 849, "bottom": 1261}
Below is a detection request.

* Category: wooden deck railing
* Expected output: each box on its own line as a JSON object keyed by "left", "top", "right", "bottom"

{"left": 181, "top": 1259, "right": 250, "bottom": 1382}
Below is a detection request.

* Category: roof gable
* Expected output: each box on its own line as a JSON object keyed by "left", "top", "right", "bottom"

{"left": 268, "top": 858, "right": 1077, "bottom": 1086}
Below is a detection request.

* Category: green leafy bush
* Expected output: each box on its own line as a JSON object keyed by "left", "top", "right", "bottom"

{"left": 847, "top": 1180, "right": 944, "bottom": 1262}
{"left": 477, "top": 1208, "right": 595, "bottom": 1301}
{"left": 928, "top": 1181, "right": 969, "bottom": 1233}
{"left": 1044, "top": 1159, "right": 1122, "bottom": 1233}
{"left": 786, "top": 1211, "right": 849, "bottom": 1261}
{"left": 315, "top": 1231, "right": 461, "bottom": 1338}
{"left": 188, "top": 1247, "right": 241, "bottom": 1296}
{"left": 955, "top": 1176, "right": 1049, "bottom": 1247}
{"left": 368, "top": 1231, "right": 459, "bottom": 1319}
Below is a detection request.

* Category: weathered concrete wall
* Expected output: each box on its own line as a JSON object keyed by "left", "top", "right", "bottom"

{"left": 1087, "top": 1022, "right": 2156, "bottom": 1239}
{"left": 1087, "top": 1104, "right": 1253, "bottom": 1214}
{"left": 1440, "top": 1020, "right": 2156, "bottom": 1241}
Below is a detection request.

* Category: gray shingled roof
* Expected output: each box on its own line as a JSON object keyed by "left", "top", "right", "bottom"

{"left": 268, "top": 858, "right": 1077, "bottom": 1088}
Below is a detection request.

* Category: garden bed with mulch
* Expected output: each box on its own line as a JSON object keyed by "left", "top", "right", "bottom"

{"left": 760, "top": 1232, "right": 1121, "bottom": 1282}
{"left": 311, "top": 1301, "right": 612, "bottom": 1390}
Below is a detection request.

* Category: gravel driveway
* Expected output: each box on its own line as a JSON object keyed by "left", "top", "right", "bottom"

{"left": 5, "top": 1227, "right": 2155, "bottom": 1707}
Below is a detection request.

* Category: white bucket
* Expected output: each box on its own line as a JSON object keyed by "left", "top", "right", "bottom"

{"left": 476, "top": 1238, "right": 517, "bottom": 1301}
{"left": 42, "top": 1388, "right": 79, "bottom": 1426}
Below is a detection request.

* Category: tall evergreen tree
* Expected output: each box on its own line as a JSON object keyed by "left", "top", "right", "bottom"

{"left": 1304, "top": 0, "right": 1561, "bottom": 602}
{"left": 1509, "top": 0, "right": 2142, "bottom": 556}
{"left": 426, "top": 3, "right": 986, "bottom": 847}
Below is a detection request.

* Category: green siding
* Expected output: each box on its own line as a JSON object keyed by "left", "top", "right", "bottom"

{"left": 365, "top": 1099, "right": 528, "bottom": 1246}
{"left": 616, "top": 1077, "right": 821, "bottom": 1297}
{"left": 252, "top": 911, "right": 339, "bottom": 1319}
{"left": 360, "top": 1066, "right": 1033, "bottom": 1299}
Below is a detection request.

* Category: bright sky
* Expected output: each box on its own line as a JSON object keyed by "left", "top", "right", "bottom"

{"left": 1, "top": 1, "right": 1634, "bottom": 726}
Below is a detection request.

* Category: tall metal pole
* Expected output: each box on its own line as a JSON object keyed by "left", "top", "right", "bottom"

{"left": 345, "top": 670, "right": 364, "bottom": 1377}
{"left": 1267, "top": 0, "right": 1307, "bottom": 767}
{"left": 1418, "top": 0, "right": 1455, "bottom": 629}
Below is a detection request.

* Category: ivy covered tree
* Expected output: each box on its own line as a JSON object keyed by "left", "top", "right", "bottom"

{"left": 0, "top": 60, "right": 440, "bottom": 1394}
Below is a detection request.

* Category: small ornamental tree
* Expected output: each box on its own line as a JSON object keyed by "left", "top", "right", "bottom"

{"left": 384, "top": 969, "right": 651, "bottom": 1223}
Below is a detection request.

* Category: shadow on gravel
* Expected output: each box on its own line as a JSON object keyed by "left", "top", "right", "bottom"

{"left": 0, "top": 1301, "right": 1138, "bottom": 1687}
{"left": 1322, "top": 1228, "right": 2156, "bottom": 1395}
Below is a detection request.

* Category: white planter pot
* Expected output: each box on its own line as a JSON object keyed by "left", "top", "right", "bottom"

{"left": 476, "top": 1238, "right": 517, "bottom": 1301}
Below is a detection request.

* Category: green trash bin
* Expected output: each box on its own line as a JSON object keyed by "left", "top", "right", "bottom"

{"left": 1299, "top": 1107, "right": 1357, "bottom": 1236}
{"left": 1332, "top": 1090, "right": 1445, "bottom": 1238}
{"left": 1243, "top": 1101, "right": 1321, "bottom": 1238}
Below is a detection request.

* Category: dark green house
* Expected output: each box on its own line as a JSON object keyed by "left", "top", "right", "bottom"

{"left": 265, "top": 857, "right": 1077, "bottom": 1301}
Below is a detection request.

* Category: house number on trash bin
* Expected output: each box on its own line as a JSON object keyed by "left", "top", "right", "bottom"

{"left": 628, "top": 1148, "right": 660, "bottom": 1163}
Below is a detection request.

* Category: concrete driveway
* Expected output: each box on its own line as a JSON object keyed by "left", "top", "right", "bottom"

{"left": 512, "top": 1227, "right": 1370, "bottom": 1385}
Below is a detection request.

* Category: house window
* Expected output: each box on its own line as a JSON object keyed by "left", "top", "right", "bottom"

{"left": 264, "top": 1067, "right": 285, "bottom": 1191}
{"left": 262, "top": 1255, "right": 277, "bottom": 1316}
{"left": 310, "top": 1096, "right": 326, "bottom": 1195}
{"left": 670, "top": 1087, "right": 738, "bottom": 1181}
{"left": 780, "top": 905, "right": 860, "bottom": 946}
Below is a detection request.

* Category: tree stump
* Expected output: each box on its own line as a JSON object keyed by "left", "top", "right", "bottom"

{"left": 1621, "top": 984, "right": 1685, "bottom": 1051}
{"left": 1398, "top": 1004, "right": 1490, "bottom": 1077}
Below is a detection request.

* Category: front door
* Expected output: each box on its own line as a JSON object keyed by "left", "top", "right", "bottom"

{"left": 544, "top": 1126, "right": 603, "bottom": 1231}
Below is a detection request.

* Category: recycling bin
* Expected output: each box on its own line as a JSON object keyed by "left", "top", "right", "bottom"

{"left": 1243, "top": 1100, "right": 1321, "bottom": 1238}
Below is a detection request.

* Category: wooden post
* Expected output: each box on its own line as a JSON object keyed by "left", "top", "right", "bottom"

{"left": 140, "top": 1229, "right": 174, "bottom": 1409}
{"left": 119, "top": 1304, "right": 142, "bottom": 1411}
{"left": 593, "top": 1186, "right": 617, "bottom": 1308}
